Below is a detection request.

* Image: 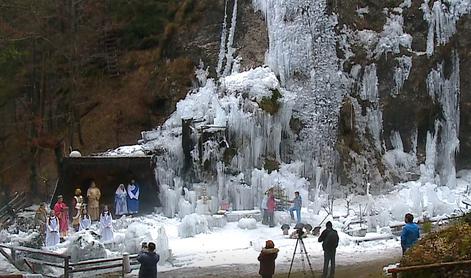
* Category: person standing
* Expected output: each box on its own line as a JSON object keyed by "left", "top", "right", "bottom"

{"left": 257, "top": 240, "right": 279, "bottom": 278}
{"left": 401, "top": 213, "right": 420, "bottom": 254}
{"left": 266, "top": 190, "right": 276, "bottom": 228}
{"left": 72, "top": 188, "right": 84, "bottom": 231}
{"left": 34, "top": 203, "right": 48, "bottom": 242}
{"left": 45, "top": 211, "right": 60, "bottom": 247}
{"left": 87, "top": 180, "right": 101, "bottom": 221}
{"left": 53, "top": 195, "right": 69, "bottom": 238}
{"left": 127, "top": 179, "right": 140, "bottom": 215}
{"left": 261, "top": 192, "right": 269, "bottom": 225}
{"left": 288, "top": 191, "right": 302, "bottom": 223}
{"left": 137, "top": 242, "right": 160, "bottom": 278}
{"left": 115, "top": 184, "right": 128, "bottom": 216}
{"left": 79, "top": 207, "right": 92, "bottom": 231}
{"left": 100, "top": 205, "right": 114, "bottom": 242}
{"left": 318, "top": 221, "right": 339, "bottom": 278}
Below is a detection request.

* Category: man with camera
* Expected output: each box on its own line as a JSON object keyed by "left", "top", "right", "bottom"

{"left": 137, "top": 242, "right": 160, "bottom": 278}
{"left": 318, "top": 221, "right": 339, "bottom": 278}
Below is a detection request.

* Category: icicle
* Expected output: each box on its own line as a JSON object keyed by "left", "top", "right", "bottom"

{"left": 393, "top": 56, "right": 412, "bottom": 97}
{"left": 216, "top": 0, "right": 229, "bottom": 76}
{"left": 223, "top": 0, "right": 238, "bottom": 76}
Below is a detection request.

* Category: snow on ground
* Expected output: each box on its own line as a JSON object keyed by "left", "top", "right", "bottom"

{"left": 1, "top": 172, "right": 470, "bottom": 276}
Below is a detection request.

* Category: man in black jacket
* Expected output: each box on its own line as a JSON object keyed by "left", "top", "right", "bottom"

{"left": 137, "top": 242, "right": 160, "bottom": 278}
{"left": 318, "top": 221, "right": 339, "bottom": 278}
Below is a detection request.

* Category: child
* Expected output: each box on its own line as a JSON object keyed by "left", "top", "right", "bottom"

{"left": 99, "top": 205, "right": 113, "bottom": 242}
{"left": 45, "top": 211, "right": 60, "bottom": 247}
{"left": 79, "top": 207, "right": 92, "bottom": 231}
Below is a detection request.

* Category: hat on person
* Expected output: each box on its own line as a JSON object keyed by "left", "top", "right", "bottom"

{"left": 265, "top": 240, "right": 275, "bottom": 249}
{"left": 57, "top": 195, "right": 63, "bottom": 199}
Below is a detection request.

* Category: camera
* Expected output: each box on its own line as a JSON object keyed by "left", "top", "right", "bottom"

{"left": 296, "top": 228, "right": 304, "bottom": 237}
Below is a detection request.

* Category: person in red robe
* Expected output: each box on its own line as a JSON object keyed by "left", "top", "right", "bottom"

{"left": 53, "top": 195, "right": 69, "bottom": 238}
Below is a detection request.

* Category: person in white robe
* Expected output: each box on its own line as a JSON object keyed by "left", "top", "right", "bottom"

{"left": 100, "top": 206, "right": 113, "bottom": 242}
{"left": 45, "top": 211, "right": 60, "bottom": 247}
{"left": 79, "top": 207, "right": 92, "bottom": 231}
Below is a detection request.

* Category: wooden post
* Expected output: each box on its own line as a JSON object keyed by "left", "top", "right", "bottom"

{"left": 11, "top": 248, "right": 16, "bottom": 264}
{"left": 64, "top": 256, "right": 70, "bottom": 278}
{"left": 122, "top": 252, "right": 131, "bottom": 275}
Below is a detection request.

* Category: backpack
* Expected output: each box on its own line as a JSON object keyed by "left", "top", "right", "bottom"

{"left": 323, "top": 229, "right": 339, "bottom": 251}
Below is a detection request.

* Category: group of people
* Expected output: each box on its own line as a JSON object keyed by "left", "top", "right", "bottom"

{"left": 33, "top": 179, "right": 142, "bottom": 248}
{"left": 258, "top": 213, "right": 420, "bottom": 278}
{"left": 261, "top": 190, "right": 302, "bottom": 227}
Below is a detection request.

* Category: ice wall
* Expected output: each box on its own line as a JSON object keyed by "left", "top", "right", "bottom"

{"left": 252, "top": 0, "right": 346, "bottom": 177}
{"left": 426, "top": 51, "right": 461, "bottom": 187}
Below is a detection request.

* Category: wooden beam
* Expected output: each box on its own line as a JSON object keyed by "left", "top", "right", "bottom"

{"left": 388, "top": 259, "right": 471, "bottom": 273}
{"left": 70, "top": 256, "right": 123, "bottom": 266}
{"left": 0, "top": 244, "right": 69, "bottom": 259}
{"left": 70, "top": 263, "right": 122, "bottom": 273}
{"left": 21, "top": 257, "right": 65, "bottom": 268}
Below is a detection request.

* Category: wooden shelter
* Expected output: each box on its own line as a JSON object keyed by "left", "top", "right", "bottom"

{"left": 53, "top": 156, "right": 159, "bottom": 214}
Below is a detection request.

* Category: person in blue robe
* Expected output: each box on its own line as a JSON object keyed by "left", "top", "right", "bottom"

{"left": 127, "top": 179, "right": 140, "bottom": 214}
{"left": 115, "top": 184, "right": 128, "bottom": 216}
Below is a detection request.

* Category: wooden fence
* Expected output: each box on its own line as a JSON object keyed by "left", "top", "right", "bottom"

{"left": 388, "top": 259, "right": 471, "bottom": 278}
{"left": 0, "top": 244, "right": 138, "bottom": 277}
{"left": 0, "top": 192, "right": 28, "bottom": 227}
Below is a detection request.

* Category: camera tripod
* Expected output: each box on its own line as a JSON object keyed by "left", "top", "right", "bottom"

{"left": 288, "top": 235, "right": 315, "bottom": 278}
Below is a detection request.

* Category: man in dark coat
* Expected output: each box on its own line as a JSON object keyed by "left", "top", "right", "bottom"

{"left": 318, "top": 221, "right": 339, "bottom": 278}
{"left": 137, "top": 242, "right": 160, "bottom": 278}
{"left": 258, "top": 240, "right": 279, "bottom": 278}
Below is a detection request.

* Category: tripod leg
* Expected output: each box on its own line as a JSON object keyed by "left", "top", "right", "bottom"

{"left": 299, "top": 239, "right": 315, "bottom": 277}
{"left": 288, "top": 238, "right": 299, "bottom": 278}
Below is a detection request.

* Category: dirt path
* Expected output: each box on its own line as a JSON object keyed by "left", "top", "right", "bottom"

{"left": 158, "top": 253, "right": 401, "bottom": 278}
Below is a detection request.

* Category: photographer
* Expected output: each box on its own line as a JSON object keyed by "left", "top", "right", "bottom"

{"left": 137, "top": 242, "right": 160, "bottom": 278}
{"left": 318, "top": 221, "right": 339, "bottom": 278}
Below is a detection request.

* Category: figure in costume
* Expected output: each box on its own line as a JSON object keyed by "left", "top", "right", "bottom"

{"left": 53, "top": 195, "right": 69, "bottom": 238}
{"left": 115, "top": 184, "right": 128, "bottom": 216}
{"left": 127, "top": 179, "right": 140, "bottom": 214}
{"left": 100, "top": 206, "right": 114, "bottom": 242}
{"left": 72, "top": 188, "right": 84, "bottom": 231}
{"left": 87, "top": 181, "right": 101, "bottom": 221}
{"left": 46, "top": 211, "right": 60, "bottom": 247}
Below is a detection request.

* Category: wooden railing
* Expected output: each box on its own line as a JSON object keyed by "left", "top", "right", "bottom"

{"left": 0, "top": 244, "right": 138, "bottom": 277}
{"left": 0, "top": 244, "right": 70, "bottom": 277}
{"left": 0, "top": 192, "right": 28, "bottom": 227}
{"left": 388, "top": 259, "right": 471, "bottom": 278}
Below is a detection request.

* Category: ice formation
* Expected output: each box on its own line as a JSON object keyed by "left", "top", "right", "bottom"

{"left": 124, "top": 222, "right": 153, "bottom": 254}
{"left": 252, "top": 0, "right": 346, "bottom": 176}
{"left": 156, "top": 226, "right": 171, "bottom": 265}
{"left": 178, "top": 214, "right": 209, "bottom": 238}
{"left": 217, "top": 0, "right": 239, "bottom": 77}
{"left": 426, "top": 51, "right": 460, "bottom": 187}
{"left": 421, "top": 0, "right": 471, "bottom": 56}
{"left": 66, "top": 231, "right": 107, "bottom": 262}
{"left": 237, "top": 218, "right": 257, "bottom": 230}
{"left": 393, "top": 56, "right": 412, "bottom": 96}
